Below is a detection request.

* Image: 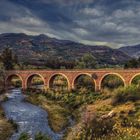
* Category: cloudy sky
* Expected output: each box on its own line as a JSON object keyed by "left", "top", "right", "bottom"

{"left": 0, "top": 0, "right": 140, "bottom": 48}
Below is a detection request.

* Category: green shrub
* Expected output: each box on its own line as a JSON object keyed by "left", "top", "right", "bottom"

{"left": 35, "top": 132, "right": 50, "bottom": 140}
{"left": 120, "top": 116, "right": 140, "bottom": 128}
{"left": 0, "top": 111, "right": 5, "bottom": 117}
{"left": 111, "top": 85, "right": 140, "bottom": 105}
{"left": 18, "top": 132, "right": 30, "bottom": 140}
{"left": 15, "top": 80, "right": 22, "bottom": 87}
{"left": 101, "top": 75, "right": 124, "bottom": 90}
{"left": 8, "top": 119, "right": 18, "bottom": 132}
{"left": 26, "top": 88, "right": 101, "bottom": 109}
{"left": 81, "top": 117, "right": 115, "bottom": 139}
{"left": 92, "top": 118, "right": 115, "bottom": 137}
{"left": 3, "top": 96, "right": 9, "bottom": 102}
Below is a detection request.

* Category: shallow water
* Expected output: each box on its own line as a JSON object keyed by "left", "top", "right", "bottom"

{"left": 2, "top": 89, "right": 61, "bottom": 140}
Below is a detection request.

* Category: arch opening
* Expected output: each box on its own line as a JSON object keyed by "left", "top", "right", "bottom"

{"left": 131, "top": 74, "right": 140, "bottom": 86}
{"left": 73, "top": 74, "right": 95, "bottom": 92}
{"left": 6, "top": 74, "right": 22, "bottom": 89}
{"left": 101, "top": 74, "right": 125, "bottom": 90}
{"left": 49, "top": 74, "right": 69, "bottom": 92}
{"left": 26, "top": 74, "right": 45, "bottom": 90}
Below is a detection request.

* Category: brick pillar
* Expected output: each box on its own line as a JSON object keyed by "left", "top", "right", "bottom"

{"left": 22, "top": 79, "right": 27, "bottom": 90}
{"left": 68, "top": 81, "right": 73, "bottom": 91}
{"left": 125, "top": 78, "right": 132, "bottom": 87}
{"left": 95, "top": 79, "right": 101, "bottom": 92}
{"left": 44, "top": 78, "right": 49, "bottom": 91}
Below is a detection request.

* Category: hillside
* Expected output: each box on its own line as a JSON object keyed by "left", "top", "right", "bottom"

{"left": 119, "top": 44, "right": 140, "bottom": 58}
{"left": 0, "top": 33, "right": 131, "bottom": 66}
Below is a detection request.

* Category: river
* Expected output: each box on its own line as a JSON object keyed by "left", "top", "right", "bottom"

{"left": 2, "top": 88, "right": 61, "bottom": 140}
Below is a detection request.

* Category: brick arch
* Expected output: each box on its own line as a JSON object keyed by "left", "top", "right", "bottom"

{"left": 5, "top": 69, "right": 140, "bottom": 92}
{"left": 5, "top": 74, "right": 24, "bottom": 88}
{"left": 99, "top": 73, "right": 126, "bottom": 90}
{"left": 72, "top": 73, "right": 96, "bottom": 91}
{"left": 48, "top": 73, "right": 70, "bottom": 90}
{"left": 129, "top": 73, "right": 140, "bottom": 85}
{"left": 25, "top": 73, "right": 45, "bottom": 88}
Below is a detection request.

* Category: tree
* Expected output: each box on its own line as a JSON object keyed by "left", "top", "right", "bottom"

{"left": 1, "top": 48, "right": 14, "bottom": 70}
{"left": 137, "top": 57, "right": 140, "bottom": 67}
{"left": 1, "top": 48, "right": 19, "bottom": 70}
{"left": 77, "top": 53, "right": 97, "bottom": 69}
{"left": 13, "top": 54, "right": 19, "bottom": 64}
{"left": 124, "top": 58, "right": 139, "bottom": 69}
{"left": 0, "top": 67, "right": 6, "bottom": 90}
{"left": 76, "top": 61, "right": 86, "bottom": 69}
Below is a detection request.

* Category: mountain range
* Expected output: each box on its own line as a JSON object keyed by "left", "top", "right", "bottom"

{"left": 0, "top": 33, "right": 138, "bottom": 67}
{"left": 119, "top": 44, "right": 140, "bottom": 58}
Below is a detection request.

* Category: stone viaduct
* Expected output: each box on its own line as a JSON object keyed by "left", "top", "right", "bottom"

{"left": 5, "top": 69, "right": 140, "bottom": 91}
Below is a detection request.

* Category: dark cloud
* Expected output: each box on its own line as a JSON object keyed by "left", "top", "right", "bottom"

{"left": 0, "top": 0, "right": 139, "bottom": 48}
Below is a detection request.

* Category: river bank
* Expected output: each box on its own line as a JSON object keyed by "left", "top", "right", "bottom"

{"left": 25, "top": 91, "right": 78, "bottom": 135}
{"left": 0, "top": 92, "right": 15, "bottom": 140}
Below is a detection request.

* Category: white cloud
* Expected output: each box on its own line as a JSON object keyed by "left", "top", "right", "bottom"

{"left": 11, "top": 16, "right": 45, "bottom": 26}
{"left": 81, "top": 8, "right": 102, "bottom": 16}
{"left": 113, "top": 9, "right": 136, "bottom": 19}
{"left": 73, "top": 28, "right": 89, "bottom": 36}
{"left": 102, "top": 22, "right": 117, "bottom": 30}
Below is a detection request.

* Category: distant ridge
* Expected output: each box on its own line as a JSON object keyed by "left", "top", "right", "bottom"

{"left": 119, "top": 44, "right": 140, "bottom": 58}
{"left": 0, "top": 33, "right": 131, "bottom": 66}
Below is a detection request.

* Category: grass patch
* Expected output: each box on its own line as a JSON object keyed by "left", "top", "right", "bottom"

{"left": 42, "top": 100, "right": 70, "bottom": 132}
{"left": 0, "top": 106, "right": 15, "bottom": 140}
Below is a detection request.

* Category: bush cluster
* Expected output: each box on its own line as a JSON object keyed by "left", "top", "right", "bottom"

{"left": 18, "top": 132, "right": 50, "bottom": 140}
{"left": 111, "top": 85, "right": 140, "bottom": 105}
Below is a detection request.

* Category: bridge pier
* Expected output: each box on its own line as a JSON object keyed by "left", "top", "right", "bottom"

{"left": 21, "top": 82, "right": 27, "bottom": 91}
{"left": 95, "top": 85, "right": 100, "bottom": 92}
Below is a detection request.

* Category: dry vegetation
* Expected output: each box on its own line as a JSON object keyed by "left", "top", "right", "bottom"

{"left": 65, "top": 86, "right": 140, "bottom": 140}
{"left": 0, "top": 95, "right": 15, "bottom": 140}
{"left": 25, "top": 84, "right": 140, "bottom": 140}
